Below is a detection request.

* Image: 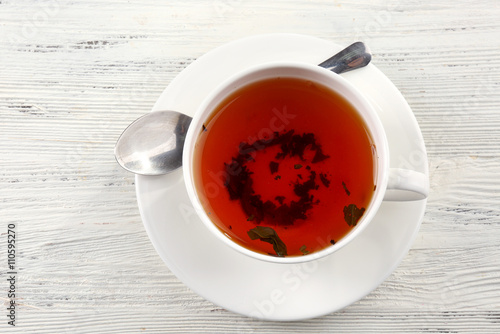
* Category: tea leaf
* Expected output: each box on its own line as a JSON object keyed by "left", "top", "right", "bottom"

{"left": 342, "top": 181, "right": 350, "bottom": 196}
{"left": 300, "top": 245, "right": 310, "bottom": 255}
{"left": 224, "top": 130, "right": 329, "bottom": 227}
{"left": 269, "top": 161, "right": 279, "bottom": 174}
{"left": 311, "top": 147, "right": 329, "bottom": 163}
{"left": 320, "top": 173, "right": 330, "bottom": 187}
{"left": 275, "top": 196, "right": 285, "bottom": 205}
{"left": 247, "top": 226, "right": 288, "bottom": 257}
{"left": 343, "top": 204, "right": 365, "bottom": 226}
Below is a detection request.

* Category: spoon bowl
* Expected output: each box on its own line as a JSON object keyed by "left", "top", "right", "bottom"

{"left": 114, "top": 111, "right": 192, "bottom": 175}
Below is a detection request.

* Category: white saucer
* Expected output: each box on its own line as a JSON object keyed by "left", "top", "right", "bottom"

{"left": 136, "top": 34, "right": 428, "bottom": 321}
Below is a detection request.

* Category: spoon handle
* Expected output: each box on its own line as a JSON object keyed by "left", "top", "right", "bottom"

{"left": 318, "top": 42, "right": 371, "bottom": 74}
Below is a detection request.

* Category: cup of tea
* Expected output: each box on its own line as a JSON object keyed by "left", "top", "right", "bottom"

{"left": 182, "top": 62, "right": 428, "bottom": 264}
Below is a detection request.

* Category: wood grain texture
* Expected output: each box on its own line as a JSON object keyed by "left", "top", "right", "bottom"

{"left": 1, "top": 0, "right": 500, "bottom": 332}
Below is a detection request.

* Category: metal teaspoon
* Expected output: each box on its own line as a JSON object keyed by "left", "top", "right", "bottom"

{"left": 114, "top": 42, "right": 371, "bottom": 175}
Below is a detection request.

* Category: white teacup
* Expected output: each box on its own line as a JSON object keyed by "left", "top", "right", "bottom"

{"left": 182, "top": 62, "right": 428, "bottom": 264}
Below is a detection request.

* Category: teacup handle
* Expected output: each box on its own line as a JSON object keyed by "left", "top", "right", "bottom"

{"left": 384, "top": 168, "right": 429, "bottom": 201}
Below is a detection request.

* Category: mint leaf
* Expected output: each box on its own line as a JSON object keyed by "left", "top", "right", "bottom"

{"left": 343, "top": 204, "right": 365, "bottom": 226}
{"left": 247, "top": 226, "right": 288, "bottom": 257}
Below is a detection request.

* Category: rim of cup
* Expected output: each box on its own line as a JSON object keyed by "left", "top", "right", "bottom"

{"left": 183, "top": 61, "right": 390, "bottom": 264}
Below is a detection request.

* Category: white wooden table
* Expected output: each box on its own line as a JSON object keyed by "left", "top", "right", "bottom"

{"left": 1, "top": 1, "right": 499, "bottom": 332}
